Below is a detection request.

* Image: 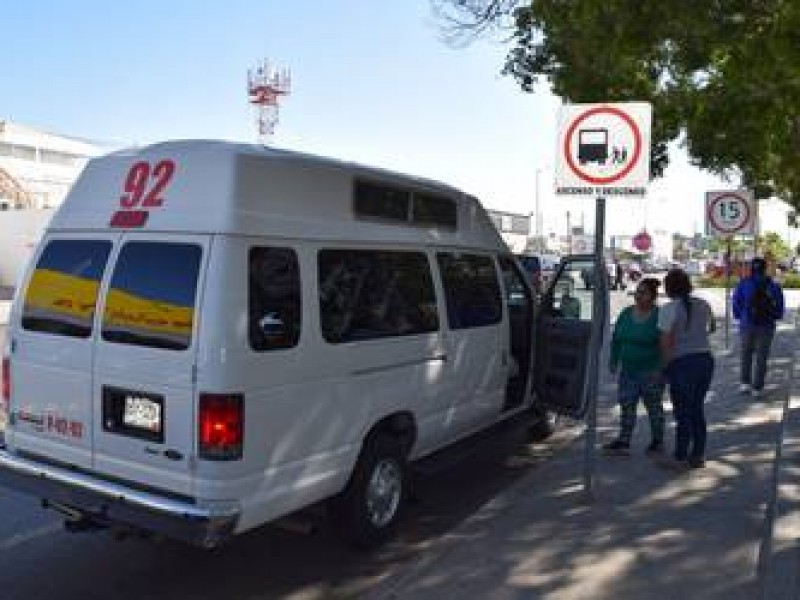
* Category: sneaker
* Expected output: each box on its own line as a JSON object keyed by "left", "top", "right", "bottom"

{"left": 645, "top": 440, "right": 665, "bottom": 454}
{"left": 602, "top": 439, "right": 631, "bottom": 455}
{"left": 688, "top": 457, "right": 705, "bottom": 469}
{"left": 739, "top": 383, "right": 751, "bottom": 394}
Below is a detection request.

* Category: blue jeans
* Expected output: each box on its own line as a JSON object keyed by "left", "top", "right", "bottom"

{"left": 740, "top": 327, "right": 775, "bottom": 391}
{"left": 665, "top": 352, "right": 715, "bottom": 461}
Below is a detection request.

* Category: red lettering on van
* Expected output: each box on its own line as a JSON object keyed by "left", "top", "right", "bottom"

{"left": 119, "top": 159, "right": 176, "bottom": 209}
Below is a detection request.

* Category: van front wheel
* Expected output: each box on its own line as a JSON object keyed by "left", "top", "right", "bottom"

{"left": 333, "top": 433, "right": 406, "bottom": 549}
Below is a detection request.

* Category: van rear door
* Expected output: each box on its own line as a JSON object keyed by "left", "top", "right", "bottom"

{"left": 10, "top": 235, "right": 116, "bottom": 469}
{"left": 92, "top": 235, "right": 208, "bottom": 497}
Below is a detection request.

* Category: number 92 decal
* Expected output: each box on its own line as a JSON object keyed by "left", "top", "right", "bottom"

{"left": 119, "top": 160, "right": 176, "bottom": 209}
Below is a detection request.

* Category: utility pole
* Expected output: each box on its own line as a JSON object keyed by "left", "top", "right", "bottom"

{"left": 535, "top": 168, "right": 542, "bottom": 239}
{"left": 566, "top": 210, "right": 572, "bottom": 254}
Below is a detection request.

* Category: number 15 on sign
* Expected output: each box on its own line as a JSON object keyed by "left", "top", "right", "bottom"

{"left": 705, "top": 190, "right": 756, "bottom": 237}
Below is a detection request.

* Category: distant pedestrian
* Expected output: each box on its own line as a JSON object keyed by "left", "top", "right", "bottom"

{"left": 613, "top": 259, "right": 625, "bottom": 291}
{"left": 732, "top": 257, "right": 785, "bottom": 397}
{"left": 658, "top": 268, "right": 716, "bottom": 469}
{"left": 604, "top": 277, "right": 665, "bottom": 455}
{"left": 559, "top": 283, "right": 581, "bottom": 319}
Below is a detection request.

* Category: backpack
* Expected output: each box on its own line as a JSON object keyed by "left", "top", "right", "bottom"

{"left": 749, "top": 279, "right": 778, "bottom": 324}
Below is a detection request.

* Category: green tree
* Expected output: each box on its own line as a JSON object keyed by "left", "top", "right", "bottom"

{"left": 434, "top": 0, "right": 800, "bottom": 208}
{"left": 758, "top": 231, "right": 791, "bottom": 262}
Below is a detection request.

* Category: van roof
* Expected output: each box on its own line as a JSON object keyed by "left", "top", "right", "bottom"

{"left": 49, "top": 140, "right": 507, "bottom": 251}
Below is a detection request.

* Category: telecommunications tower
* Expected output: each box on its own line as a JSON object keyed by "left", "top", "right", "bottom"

{"left": 247, "top": 59, "right": 291, "bottom": 144}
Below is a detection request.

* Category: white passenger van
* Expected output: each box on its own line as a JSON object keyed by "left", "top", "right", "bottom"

{"left": 0, "top": 141, "right": 600, "bottom": 548}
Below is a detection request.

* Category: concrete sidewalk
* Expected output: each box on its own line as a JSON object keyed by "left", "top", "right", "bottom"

{"left": 365, "top": 320, "right": 800, "bottom": 599}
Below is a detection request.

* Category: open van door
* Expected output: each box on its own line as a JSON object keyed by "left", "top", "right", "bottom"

{"left": 533, "top": 255, "right": 607, "bottom": 419}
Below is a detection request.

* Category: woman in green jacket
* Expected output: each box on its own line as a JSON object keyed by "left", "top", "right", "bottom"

{"left": 604, "top": 277, "right": 665, "bottom": 454}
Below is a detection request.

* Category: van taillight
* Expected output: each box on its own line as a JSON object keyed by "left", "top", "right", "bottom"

{"left": 199, "top": 393, "right": 244, "bottom": 460}
{"left": 2, "top": 356, "right": 9, "bottom": 408}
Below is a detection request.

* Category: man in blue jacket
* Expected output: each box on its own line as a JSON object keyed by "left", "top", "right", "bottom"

{"left": 732, "top": 257, "right": 785, "bottom": 397}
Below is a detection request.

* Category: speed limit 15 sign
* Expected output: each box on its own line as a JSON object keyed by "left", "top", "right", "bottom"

{"left": 705, "top": 190, "right": 756, "bottom": 237}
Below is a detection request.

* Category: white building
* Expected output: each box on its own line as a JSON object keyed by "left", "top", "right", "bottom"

{"left": 0, "top": 121, "right": 104, "bottom": 286}
{"left": 0, "top": 120, "right": 102, "bottom": 210}
{"left": 487, "top": 209, "right": 531, "bottom": 253}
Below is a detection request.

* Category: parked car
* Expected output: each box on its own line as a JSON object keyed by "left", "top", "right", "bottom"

{"left": 579, "top": 262, "right": 614, "bottom": 290}
{"left": 516, "top": 253, "right": 560, "bottom": 293}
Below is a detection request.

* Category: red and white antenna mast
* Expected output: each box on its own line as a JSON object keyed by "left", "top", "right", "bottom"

{"left": 247, "top": 59, "right": 291, "bottom": 144}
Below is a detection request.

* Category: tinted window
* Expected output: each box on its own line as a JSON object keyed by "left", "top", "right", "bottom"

{"left": 353, "top": 180, "right": 410, "bottom": 222}
{"left": 437, "top": 253, "right": 502, "bottom": 329}
{"left": 102, "top": 242, "right": 202, "bottom": 351}
{"left": 249, "top": 247, "right": 301, "bottom": 352}
{"left": 517, "top": 255, "right": 541, "bottom": 275}
{"left": 412, "top": 193, "right": 457, "bottom": 228}
{"left": 22, "top": 239, "right": 112, "bottom": 338}
{"left": 319, "top": 249, "right": 438, "bottom": 344}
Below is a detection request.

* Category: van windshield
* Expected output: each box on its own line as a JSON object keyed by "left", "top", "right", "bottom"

{"left": 101, "top": 242, "right": 202, "bottom": 351}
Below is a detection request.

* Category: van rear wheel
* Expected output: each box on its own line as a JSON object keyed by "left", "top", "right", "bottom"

{"left": 333, "top": 433, "right": 406, "bottom": 549}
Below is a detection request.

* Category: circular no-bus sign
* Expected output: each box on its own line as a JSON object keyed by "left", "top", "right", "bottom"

{"left": 705, "top": 190, "right": 756, "bottom": 237}
{"left": 555, "top": 102, "right": 652, "bottom": 195}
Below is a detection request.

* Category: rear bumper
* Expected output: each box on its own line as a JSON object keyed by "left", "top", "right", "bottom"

{"left": 0, "top": 448, "right": 240, "bottom": 547}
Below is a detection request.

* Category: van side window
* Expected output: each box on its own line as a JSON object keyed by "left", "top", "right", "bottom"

{"left": 319, "top": 249, "right": 438, "bottom": 344}
{"left": 353, "top": 181, "right": 410, "bottom": 223}
{"left": 436, "top": 253, "right": 502, "bottom": 329}
{"left": 22, "top": 239, "right": 112, "bottom": 338}
{"left": 249, "top": 247, "right": 301, "bottom": 351}
{"left": 101, "top": 242, "right": 202, "bottom": 351}
{"left": 412, "top": 193, "right": 457, "bottom": 228}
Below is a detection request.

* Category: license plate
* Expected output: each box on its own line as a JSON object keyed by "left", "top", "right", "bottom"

{"left": 123, "top": 395, "right": 162, "bottom": 433}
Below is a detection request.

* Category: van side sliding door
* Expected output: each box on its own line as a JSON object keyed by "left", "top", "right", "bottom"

{"left": 436, "top": 252, "right": 506, "bottom": 431}
{"left": 534, "top": 256, "right": 605, "bottom": 418}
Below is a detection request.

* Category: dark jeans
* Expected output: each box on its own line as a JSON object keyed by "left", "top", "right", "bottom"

{"left": 740, "top": 327, "right": 775, "bottom": 391}
{"left": 616, "top": 370, "right": 665, "bottom": 443}
{"left": 665, "top": 352, "right": 715, "bottom": 461}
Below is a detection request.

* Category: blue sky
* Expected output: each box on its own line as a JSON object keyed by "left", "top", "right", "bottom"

{"left": 6, "top": 0, "right": 781, "bottom": 240}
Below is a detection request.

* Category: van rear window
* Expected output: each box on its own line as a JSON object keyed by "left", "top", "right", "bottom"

{"left": 22, "top": 239, "right": 112, "bottom": 338}
{"left": 102, "top": 242, "right": 202, "bottom": 351}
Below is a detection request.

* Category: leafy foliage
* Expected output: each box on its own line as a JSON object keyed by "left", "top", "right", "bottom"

{"left": 434, "top": 0, "right": 800, "bottom": 209}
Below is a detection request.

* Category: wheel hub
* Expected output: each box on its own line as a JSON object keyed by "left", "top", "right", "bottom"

{"left": 366, "top": 458, "right": 402, "bottom": 528}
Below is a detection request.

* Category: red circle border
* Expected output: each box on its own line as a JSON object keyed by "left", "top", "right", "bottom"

{"left": 563, "top": 106, "right": 643, "bottom": 185}
{"left": 707, "top": 193, "right": 752, "bottom": 234}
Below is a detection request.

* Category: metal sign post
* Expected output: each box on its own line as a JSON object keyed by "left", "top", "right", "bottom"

{"left": 724, "top": 237, "right": 732, "bottom": 350}
{"left": 582, "top": 196, "right": 607, "bottom": 501}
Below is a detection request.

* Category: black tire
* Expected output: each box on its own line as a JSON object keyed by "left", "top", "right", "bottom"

{"left": 332, "top": 433, "right": 406, "bottom": 550}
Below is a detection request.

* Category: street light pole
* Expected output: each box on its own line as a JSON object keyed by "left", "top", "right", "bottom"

{"left": 535, "top": 168, "right": 542, "bottom": 239}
